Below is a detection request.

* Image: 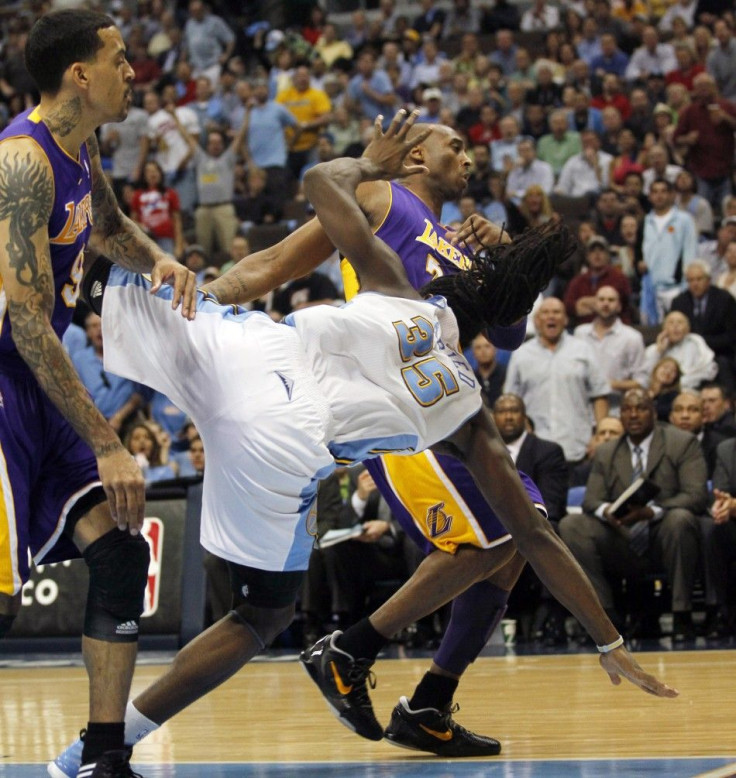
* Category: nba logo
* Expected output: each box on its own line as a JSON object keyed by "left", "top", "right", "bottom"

{"left": 141, "top": 518, "right": 164, "bottom": 618}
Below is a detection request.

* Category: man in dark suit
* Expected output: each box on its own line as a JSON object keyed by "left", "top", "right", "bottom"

{"left": 669, "top": 390, "right": 731, "bottom": 478}
{"left": 702, "top": 382, "right": 736, "bottom": 437}
{"left": 670, "top": 260, "right": 736, "bottom": 393}
{"left": 493, "top": 393, "right": 569, "bottom": 642}
{"left": 559, "top": 388, "right": 708, "bottom": 641}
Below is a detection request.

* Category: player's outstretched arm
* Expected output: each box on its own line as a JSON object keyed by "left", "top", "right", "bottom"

{"left": 441, "top": 407, "right": 678, "bottom": 699}
{"left": 86, "top": 134, "right": 197, "bottom": 319}
{"left": 0, "top": 138, "right": 145, "bottom": 533}
{"left": 302, "top": 109, "right": 429, "bottom": 297}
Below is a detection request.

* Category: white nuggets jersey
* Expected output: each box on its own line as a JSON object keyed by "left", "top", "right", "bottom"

{"left": 285, "top": 293, "right": 481, "bottom": 463}
{"left": 102, "top": 268, "right": 481, "bottom": 572}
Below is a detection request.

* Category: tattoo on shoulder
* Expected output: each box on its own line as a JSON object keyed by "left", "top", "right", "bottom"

{"left": 0, "top": 149, "right": 53, "bottom": 287}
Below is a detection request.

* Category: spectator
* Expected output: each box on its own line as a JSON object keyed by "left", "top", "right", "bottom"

{"left": 235, "top": 166, "right": 282, "bottom": 227}
{"left": 702, "top": 216, "right": 736, "bottom": 278}
{"left": 671, "top": 260, "right": 736, "bottom": 392}
{"left": 177, "top": 434, "right": 205, "bottom": 478}
{"left": 666, "top": 43, "right": 705, "bottom": 93}
{"left": 559, "top": 387, "right": 707, "bottom": 640}
{"left": 183, "top": 0, "right": 235, "bottom": 85}
{"left": 578, "top": 17, "right": 604, "bottom": 67}
{"left": 639, "top": 178, "right": 698, "bottom": 324}
{"left": 521, "top": 0, "right": 561, "bottom": 31}
{"left": 490, "top": 115, "right": 523, "bottom": 174}
{"left": 130, "top": 160, "right": 184, "bottom": 258}
{"left": 658, "top": 0, "right": 698, "bottom": 33}
{"left": 593, "top": 74, "right": 632, "bottom": 121}
{"left": 466, "top": 143, "right": 494, "bottom": 204}
{"left": 246, "top": 76, "right": 299, "bottom": 199}
{"left": 506, "top": 138, "right": 554, "bottom": 203}
{"left": 181, "top": 244, "right": 209, "bottom": 285}
{"left": 99, "top": 100, "right": 148, "bottom": 203}
{"left": 71, "top": 312, "right": 146, "bottom": 437}
{"left": 625, "top": 87, "right": 655, "bottom": 142}
{"left": 643, "top": 310, "right": 718, "bottom": 389}
{"left": 537, "top": 108, "right": 583, "bottom": 177}
{"left": 125, "top": 422, "right": 178, "bottom": 485}
{"left": 416, "top": 87, "right": 444, "bottom": 123}
{"left": 345, "top": 49, "right": 396, "bottom": 127}
{"left": 505, "top": 297, "right": 610, "bottom": 464}
{"left": 444, "top": 0, "right": 482, "bottom": 38}
{"left": 472, "top": 334, "right": 506, "bottom": 407}
{"left": 189, "top": 75, "right": 228, "bottom": 146}
{"left": 625, "top": 25, "right": 677, "bottom": 82}
{"left": 702, "top": 382, "right": 736, "bottom": 436}
{"left": 410, "top": 38, "right": 446, "bottom": 90}
{"left": 593, "top": 188, "right": 625, "bottom": 245}
{"left": 413, "top": 0, "right": 447, "bottom": 39}
{"left": 314, "top": 23, "right": 353, "bottom": 68}
{"left": 575, "top": 285, "right": 649, "bottom": 415}
{"left": 675, "top": 169, "right": 714, "bottom": 237}
{"left": 489, "top": 29, "right": 518, "bottom": 76}
{"left": 707, "top": 18, "right": 736, "bottom": 100}
{"left": 715, "top": 238, "right": 736, "bottom": 297}
{"left": 521, "top": 102, "right": 552, "bottom": 141}
{"left": 556, "top": 129, "right": 613, "bottom": 197}
{"left": 674, "top": 72, "right": 736, "bottom": 216}
{"left": 276, "top": 63, "right": 332, "bottom": 180}
{"left": 704, "top": 438, "right": 736, "bottom": 638}
{"left": 468, "top": 103, "right": 501, "bottom": 147}
{"left": 641, "top": 143, "right": 682, "bottom": 193}
{"left": 569, "top": 415, "right": 625, "bottom": 487}
{"left": 648, "top": 355, "right": 683, "bottom": 421}
{"left": 516, "top": 185, "right": 554, "bottom": 231}
{"left": 590, "top": 33, "right": 630, "bottom": 79}
{"left": 669, "top": 390, "right": 730, "bottom": 477}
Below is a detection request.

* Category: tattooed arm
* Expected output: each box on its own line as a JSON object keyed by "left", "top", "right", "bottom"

{"left": 0, "top": 138, "right": 145, "bottom": 530}
{"left": 86, "top": 133, "right": 197, "bottom": 318}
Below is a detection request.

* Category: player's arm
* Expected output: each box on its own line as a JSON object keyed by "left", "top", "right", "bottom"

{"left": 303, "top": 110, "right": 429, "bottom": 297}
{"left": 85, "top": 133, "right": 197, "bottom": 318}
{"left": 440, "top": 406, "right": 678, "bottom": 698}
{"left": 0, "top": 138, "right": 145, "bottom": 531}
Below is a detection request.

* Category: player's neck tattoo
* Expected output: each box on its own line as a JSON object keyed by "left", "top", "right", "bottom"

{"left": 44, "top": 98, "right": 82, "bottom": 138}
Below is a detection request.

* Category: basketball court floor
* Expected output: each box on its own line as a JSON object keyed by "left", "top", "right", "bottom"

{"left": 1, "top": 641, "right": 734, "bottom": 777}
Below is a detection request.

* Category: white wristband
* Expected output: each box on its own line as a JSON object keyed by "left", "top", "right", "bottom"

{"left": 596, "top": 635, "right": 624, "bottom": 653}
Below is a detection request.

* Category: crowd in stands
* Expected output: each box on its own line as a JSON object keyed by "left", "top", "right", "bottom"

{"left": 3, "top": 0, "right": 736, "bottom": 648}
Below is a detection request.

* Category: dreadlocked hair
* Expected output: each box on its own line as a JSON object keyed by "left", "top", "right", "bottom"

{"left": 421, "top": 219, "right": 577, "bottom": 346}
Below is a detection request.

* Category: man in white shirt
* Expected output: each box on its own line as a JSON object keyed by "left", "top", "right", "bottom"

{"left": 574, "top": 286, "right": 649, "bottom": 416}
{"left": 556, "top": 129, "right": 613, "bottom": 197}
{"left": 625, "top": 26, "right": 677, "bottom": 82}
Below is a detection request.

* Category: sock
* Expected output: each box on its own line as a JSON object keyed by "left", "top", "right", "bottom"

{"left": 433, "top": 580, "right": 510, "bottom": 676}
{"left": 124, "top": 701, "right": 160, "bottom": 747}
{"left": 81, "top": 722, "right": 125, "bottom": 764}
{"left": 409, "top": 672, "right": 459, "bottom": 711}
{"left": 335, "top": 617, "right": 388, "bottom": 663}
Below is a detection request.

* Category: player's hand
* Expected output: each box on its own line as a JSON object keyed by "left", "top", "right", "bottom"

{"left": 599, "top": 646, "right": 679, "bottom": 697}
{"left": 96, "top": 446, "right": 146, "bottom": 535}
{"left": 446, "top": 215, "right": 511, "bottom": 250}
{"left": 150, "top": 256, "right": 198, "bottom": 320}
{"left": 363, "top": 109, "right": 432, "bottom": 180}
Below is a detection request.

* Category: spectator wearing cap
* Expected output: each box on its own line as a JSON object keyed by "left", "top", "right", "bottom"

{"left": 183, "top": 244, "right": 210, "bottom": 284}
{"left": 640, "top": 178, "right": 699, "bottom": 324}
{"left": 506, "top": 138, "right": 554, "bottom": 204}
{"left": 556, "top": 129, "right": 613, "bottom": 197}
{"left": 625, "top": 25, "right": 677, "bottom": 83}
{"left": 674, "top": 72, "right": 736, "bottom": 217}
{"left": 564, "top": 235, "right": 634, "bottom": 326}
{"left": 276, "top": 63, "right": 333, "bottom": 180}
{"left": 671, "top": 260, "right": 736, "bottom": 392}
{"left": 183, "top": 0, "right": 235, "bottom": 86}
{"left": 707, "top": 19, "right": 736, "bottom": 101}
{"left": 537, "top": 109, "right": 583, "bottom": 178}
{"left": 416, "top": 88, "right": 444, "bottom": 123}
{"left": 244, "top": 77, "right": 298, "bottom": 200}
{"left": 346, "top": 49, "right": 397, "bottom": 128}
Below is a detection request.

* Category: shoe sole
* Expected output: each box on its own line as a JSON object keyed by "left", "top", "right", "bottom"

{"left": 384, "top": 733, "right": 501, "bottom": 758}
{"left": 47, "top": 762, "right": 74, "bottom": 778}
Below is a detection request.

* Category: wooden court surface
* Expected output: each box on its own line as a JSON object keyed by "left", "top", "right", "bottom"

{"left": 1, "top": 647, "right": 735, "bottom": 774}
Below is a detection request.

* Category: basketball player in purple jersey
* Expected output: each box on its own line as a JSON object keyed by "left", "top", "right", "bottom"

{"left": 204, "top": 123, "right": 538, "bottom": 754}
{"left": 0, "top": 10, "right": 196, "bottom": 777}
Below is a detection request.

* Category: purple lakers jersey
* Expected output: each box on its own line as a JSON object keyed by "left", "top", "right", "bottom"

{"left": 0, "top": 107, "right": 93, "bottom": 372}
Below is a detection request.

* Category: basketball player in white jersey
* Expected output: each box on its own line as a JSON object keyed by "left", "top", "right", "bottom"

{"left": 51, "top": 111, "right": 676, "bottom": 778}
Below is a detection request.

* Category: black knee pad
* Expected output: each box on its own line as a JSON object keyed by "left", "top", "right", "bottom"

{"left": 0, "top": 614, "right": 16, "bottom": 638}
{"left": 82, "top": 528, "right": 150, "bottom": 643}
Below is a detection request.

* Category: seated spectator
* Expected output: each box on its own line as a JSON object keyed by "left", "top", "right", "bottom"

{"left": 614, "top": 212, "right": 642, "bottom": 284}
{"left": 564, "top": 235, "right": 633, "bottom": 326}
{"left": 669, "top": 390, "right": 731, "bottom": 478}
{"left": 176, "top": 434, "right": 205, "bottom": 478}
{"left": 665, "top": 42, "right": 704, "bottom": 93}
{"left": 466, "top": 143, "right": 494, "bottom": 204}
{"left": 670, "top": 261, "right": 736, "bottom": 392}
{"left": 537, "top": 109, "right": 583, "bottom": 178}
{"left": 641, "top": 143, "right": 682, "bottom": 193}
{"left": 130, "top": 160, "right": 184, "bottom": 258}
{"left": 715, "top": 239, "right": 736, "bottom": 298}
{"left": 702, "top": 382, "right": 736, "bottom": 437}
{"left": 491, "top": 115, "right": 523, "bottom": 173}
{"left": 705, "top": 439, "right": 736, "bottom": 638}
{"left": 556, "top": 130, "right": 613, "bottom": 197}
{"left": 609, "top": 128, "right": 644, "bottom": 192}
{"left": 593, "top": 188, "right": 625, "bottom": 245}
{"left": 234, "top": 166, "right": 283, "bottom": 226}
{"left": 592, "top": 73, "right": 631, "bottom": 121}
{"left": 574, "top": 285, "right": 648, "bottom": 415}
{"left": 647, "top": 356, "right": 683, "bottom": 422}
{"left": 327, "top": 106, "right": 362, "bottom": 156}
{"left": 71, "top": 312, "right": 146, "bottom": 437}
{"left": 675, "top": 170, "right": 714, "bottom": 238}
{"left": 314, "top": 22, "right": 354, "bottom": 68}
{"left": 644, "top": 310, "right": 719, "bottom": 390}
{"left": 559, "top": 387, "right": 707, "bottom": 640}
{"left": 125, "top": 421, "right": 178, "bottom": 484}
{"left": 472, "top": 333, "right": 507, "bottom": 407}
{"left": 468, "top": 103, "right": 501, "bottom": 148}
{"left": 482, "top": 171, "right": 511, "bottom": 227}
{"left": 569, "top": 415, "right": 625, "bottom": 487}
{"left": 181, "top": 244, "right": 209, "bottom": 285}
{"left": 590, "top": 33, "right": 630, "bottom": 79}
{"left": 505, "top": 138, "right": 554, "bottom": 204}
{"left": 517, "top": 185, "right": 555, "bottom": 231}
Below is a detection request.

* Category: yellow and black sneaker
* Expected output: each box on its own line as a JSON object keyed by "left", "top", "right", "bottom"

{"left": 299, "top": 630, "right": 383, "bottom": 741}
{"left": 384, "top": 696, "right": 502, "bottom": 757}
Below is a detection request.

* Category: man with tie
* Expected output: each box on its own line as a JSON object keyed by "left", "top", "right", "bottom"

{"left": 670, "top": 260, "right": 736, "bottom": 393}
{"left": 559, "top": 388, "right": 708, "bottom": 641}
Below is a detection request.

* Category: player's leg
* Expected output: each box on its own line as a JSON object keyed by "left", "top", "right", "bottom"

{"left": 301, "top": 540, "right": 517, "bottom": 742}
